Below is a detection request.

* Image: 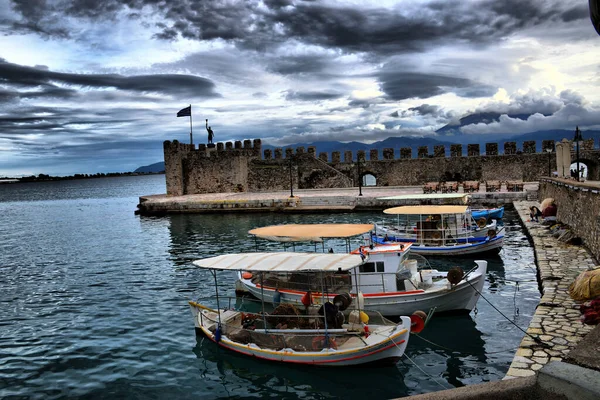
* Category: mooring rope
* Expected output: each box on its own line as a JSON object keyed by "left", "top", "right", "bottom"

{"left": 465, "top": 279, "right": 550, "bottom": 348}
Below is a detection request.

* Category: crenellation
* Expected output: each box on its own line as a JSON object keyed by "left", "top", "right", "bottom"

{"left": 505, "top": 142, "right": 517, "bottom": 155}
{"left": 344, "top": 151, "right": 352, "bottom": 163}
{"left": 542, "top": 140, "right": 554, "bottom": 151}
{"left": 468, "top": 144, "right": 480, "bottom": 156}
{"left": 400, "top": 147, "right": 412, "bottom": 159}
{"left": 331, "top": 151, "right": 341, "bottom": 163}
{"left": 163, "top": 136, "right": 599, "bottom": 195}
{"left": 486, "top": 143, "right": 498, "bottom": 156}
{"left": 450, "top": 144, "right": 462, "bottom": 157}
{"left": 523, "top": 141, "right": 536, "bottom": 154}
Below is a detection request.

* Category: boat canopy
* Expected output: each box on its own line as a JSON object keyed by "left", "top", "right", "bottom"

{"left": 383, "top": 205, "right": 469, "bottom": 215}
{"left": 377, "top": 193, "right": 469, "bottom": 201}
{"left": 249, "top": 223, "right": 374, "bottom": 242}
{"left": 193, "top": 252, "right": 364, "bottom": 272}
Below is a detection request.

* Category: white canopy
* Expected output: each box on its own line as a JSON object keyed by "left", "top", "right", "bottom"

{"left": 383, "top": 205, "right": 468, "bottom": 215}
{"left": 193, "top": 252, "right": 364, "bottom": 272}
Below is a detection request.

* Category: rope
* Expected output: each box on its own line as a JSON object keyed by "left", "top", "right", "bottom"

{"left": 402, "top": 352, "right": 451, "bottom": 390}
{"left": 465, "top": 279, "right": 550, "bottom": 348}
{"left": 390, "top": 333, "right": 450, "bottom": 390}
{"left": 513, "top": 281, "right": 520, "bottom": 316}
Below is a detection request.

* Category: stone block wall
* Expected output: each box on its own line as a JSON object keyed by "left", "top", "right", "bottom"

{"left": 164, "top": 137, "right": 600, "bottom": 194}
{"left": 539, "top": 180, "right": 600, "bottom": 261}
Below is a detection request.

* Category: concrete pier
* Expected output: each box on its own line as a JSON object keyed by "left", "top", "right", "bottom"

{"left": 504, "top": 202, "right": 596, "bottom": 378}
{"left": 137, "top": 183, "right": 538, "bottom": 215}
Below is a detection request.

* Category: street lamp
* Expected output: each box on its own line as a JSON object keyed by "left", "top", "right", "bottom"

{"left": 545, "top": 147, "right": 553, "bottom": 177}
{"left": 357, "top": 156, "right": 363, "bottom": 196}
{"left": 574, "top": 126, "right": 583, "bottom": 182}
{"left": 288, "top": 156, "right": 294, "bottom": 198}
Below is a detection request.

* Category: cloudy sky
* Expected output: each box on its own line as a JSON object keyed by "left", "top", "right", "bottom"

{"left": 1, "top": 0, "right": 599, "bottom": 176}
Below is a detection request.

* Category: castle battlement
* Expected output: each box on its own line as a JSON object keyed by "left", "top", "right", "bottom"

{"left": 163, "top": 137, "right": 599, "bottom": 195}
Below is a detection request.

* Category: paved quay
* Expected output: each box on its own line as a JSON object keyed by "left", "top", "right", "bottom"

{"left": 136, "top": 182, "right": 539, "bottom": 214}
{"left": 505, "top": 201, "right": 597, "bottom": 379}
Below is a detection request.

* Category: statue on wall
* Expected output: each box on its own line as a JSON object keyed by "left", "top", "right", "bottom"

{"left": 206, "top": 119, "right": 214, "bottom": 144}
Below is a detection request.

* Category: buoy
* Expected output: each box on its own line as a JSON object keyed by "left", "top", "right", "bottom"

{"left": 242, "top": 272, "right": 252, "bottom": 280}
{"left": 301, "top": 292, "right": 312, "bottom": 307}
{"left": 333, "top": 292, "right": 352, "bottom": 311}
{"left": 487, "top": 229, "right": 497, "bottom": 238}
{"left": 359, "top": 311, "right": 369, "bottom": 324}
{"left": 413, "top": 310, "right": 427, "bottom": 321}
{"left": 410, "top": 313, "right": 425, "bottom": 333}
{"left": 447, "top": 267, "right": 464, "bottom": 285}
{"left": 477, "top": 217, "right": 487, "bottom": 228}
{"left": 356, "top": 291, "right": 365, "bottom": 310}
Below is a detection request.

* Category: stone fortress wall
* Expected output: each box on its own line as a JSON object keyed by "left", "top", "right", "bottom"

{"left": 163, "top": 137, "right": 600, "bottom": 196}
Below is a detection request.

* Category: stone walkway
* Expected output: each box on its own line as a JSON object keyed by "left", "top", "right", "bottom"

{"left": 505, "top": 201, "right": 597, "bottom": 378}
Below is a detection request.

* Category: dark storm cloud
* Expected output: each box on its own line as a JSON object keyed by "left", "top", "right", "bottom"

{"left": 285, "top": 90, "right": 343, "bottom": 101}
{"left": 0, "top": 59, "right": 219, "bottom": 98}
{"left": 378, "top": 70, "right": 491, "bottom": 101}
{"left": 266, "top": 54, "right": 330, "bottom": 75}
{"left": 408, "top": 104, "right": 445, "bottom": 118}
{"left": 5, "top": 1, "right": 590, "bottom": 54}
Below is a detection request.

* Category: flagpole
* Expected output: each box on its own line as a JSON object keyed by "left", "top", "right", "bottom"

{"left": 189, "top": 104, "right": 193, "bottom": 145}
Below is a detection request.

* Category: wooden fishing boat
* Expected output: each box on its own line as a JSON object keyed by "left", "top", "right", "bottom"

{"left": 373, "top": 205, "right": 504, "bottom": 256}
{"left": 190, "top": 252, "right": 416, "bottom": 366}
{"left": 471, "top": 206, "right": 504, "bottom": 220}
{"left": 238, "top": 224, "right": 489, "bottom": 317}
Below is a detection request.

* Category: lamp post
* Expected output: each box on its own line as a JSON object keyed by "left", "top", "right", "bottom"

{"left": 574, "top": 126, "right": 583, "bottom": 182}
{"left": 357, "top": 156, "right": 363, "bottom": 196}
{"left": 545, "top": 147, "right": 553, "bottom": 177}
{"left": 288, "top": 156, "right": 294, "bottom": 198}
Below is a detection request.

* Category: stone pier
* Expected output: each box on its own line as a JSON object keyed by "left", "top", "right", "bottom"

{"left": 505, "top": 202, "right": 596, "bottom": 378}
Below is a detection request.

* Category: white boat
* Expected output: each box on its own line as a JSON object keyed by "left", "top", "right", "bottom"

{"left": 236, "top": 243, "right": 488, "bottom": 317}
{"left": 190, "top": 252, "right": 415, "bottom": 366}
{"left": 373, "top": 205, "right": 504, "bottom": 256}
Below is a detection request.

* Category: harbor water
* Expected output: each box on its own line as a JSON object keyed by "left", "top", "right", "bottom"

{"left": 0, "top": 175, "right": 540, "bottom": 399}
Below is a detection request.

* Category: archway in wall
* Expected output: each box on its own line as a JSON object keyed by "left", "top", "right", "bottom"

{"left": 569, "top": 161, "right": 589, "bottom": 180}
{"left": 362, "top": 173, "right": 377, "bottom": 186}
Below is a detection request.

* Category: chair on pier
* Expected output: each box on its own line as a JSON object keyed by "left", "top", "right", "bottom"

{"left": 463, "top": 181, "right": 480, "bottom": 193}
{"left": 486, "top": 180, "right": 501, "bottom": 192}
{"left": 423, "top": 182, "right": 440, "bottom": 194}
{"left": 506, "top": 181, "right": 524, "bottom": 192}
{"left": 441, "top": 181, "right": 459, "bottom": 193}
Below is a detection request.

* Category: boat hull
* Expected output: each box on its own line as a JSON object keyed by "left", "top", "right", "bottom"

{"left": 471, "top": 207, "right": 504, "bottom": 220}
{"left": 189, "top": 304, "right": 410, "bottom": 366}
{"left": 372, "top": 233, "right": 503, "bottom": 256}
{"left": 236, "top": 261, "right": 487, "bottom": 317}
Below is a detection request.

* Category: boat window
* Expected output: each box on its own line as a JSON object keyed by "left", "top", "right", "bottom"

{"left": 359, "top": 262, "right": 375, "bottom": 273}
{"left": 376, "top": 262, "right": 384, "bottom": 272}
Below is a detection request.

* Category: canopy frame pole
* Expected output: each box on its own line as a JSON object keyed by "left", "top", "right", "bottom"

{"left": 260, "top": 272, "right": 268, "bottom": 333}
{"left": 320, "top": 271, "right": 330, "bottom": 348}
{"left": 212, "top": 270, "right": 222, "bottom": 329}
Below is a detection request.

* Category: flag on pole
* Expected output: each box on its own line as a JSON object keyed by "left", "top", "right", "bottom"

{"left": 177, "top": 105, "right": 191, "bottom": 117}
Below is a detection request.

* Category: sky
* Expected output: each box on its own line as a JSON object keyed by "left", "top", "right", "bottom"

{"left": 1, "top": 0, "right": 600, "bottom": 176}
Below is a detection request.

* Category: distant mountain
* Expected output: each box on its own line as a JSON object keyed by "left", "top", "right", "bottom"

{"left": 134, "top": 162, "right": 165, "bottom": 173}
{"left": 262, "top": 136, "right": 457, "bottom": 159}
{"left": 436, "top": 112, "right": 547, "bottom": 141}
{"left": 137, "top": 128, "right": 600, "bottom": 170}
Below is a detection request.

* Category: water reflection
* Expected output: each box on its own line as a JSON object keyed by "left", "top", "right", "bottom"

{"left": 193, "top": 336, "right": 409, "bottom": 400}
